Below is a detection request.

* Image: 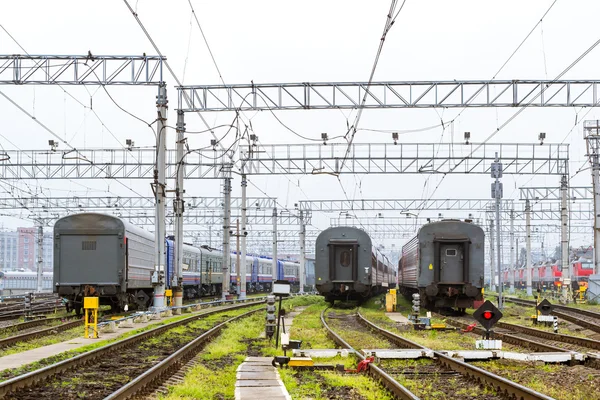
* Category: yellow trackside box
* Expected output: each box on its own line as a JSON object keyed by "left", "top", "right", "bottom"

{"left": 289, "top": 357, "right": 314, "bottom": 367}
{"left": 84, "top": 297, "right": 99, "bottom": 309}
{"left": 165, "top": 289, "right": 173, "bottom": 297}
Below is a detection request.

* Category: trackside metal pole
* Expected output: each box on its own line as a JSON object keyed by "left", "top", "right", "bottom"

{"left": 153, "top": 83, "right": 167, "bottom": 310}
{"left": 489, "top": 219, "right": 495, "bottom": 292}
{"left": 36, "top": 224, "right": 43, "bottom": 293}
{"left": 240, "top": 174, "right": 247, "bottom": 300}
{"left": 509, "top": 209, "right": 515, "bottom": 294}
{"left": 173, "top": 110, "right": 185, "bottom": 314}
{"left": 299, "top": 210, "right": 306, "bottom": 294}
{"left": 526, "top": 199, "right": 533, "bottom": 297}
{"left": 272, "top": 207, "right": 278, "bottom": 288}
{"left": 584, "top": 120, "right": 600, "bottom": 275}
{"left": 222, "top": 177, "right": 232, "bottom": 300}
{"left": 560, "top": 175, "right": 570, "bottom": 304}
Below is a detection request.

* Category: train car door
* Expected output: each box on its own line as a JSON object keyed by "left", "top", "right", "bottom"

{"left": 440, "top": 243, "right": 463, "bottom": 283}
{"left": 329, "top": 241, "right": 357, "bottom": 281}
{"left": 252, "top": 258, "right": 259, "bottom": 284}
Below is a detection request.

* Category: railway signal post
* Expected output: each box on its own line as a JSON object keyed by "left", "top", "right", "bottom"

{"left": 473, "top": 300, "right": 503, "bottom": 349}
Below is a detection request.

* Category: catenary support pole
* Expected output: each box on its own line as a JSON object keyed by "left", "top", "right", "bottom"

{"left": 299, "top": 210, "right": 306, "bottom": 294}
{"left": 173, "top": 110, "right": 185, "bottom": 314}
{"left": 491, "top": 153, "right": 503, "bottom": 308}
{"left": 236, "top": 219, "right": 241, "bottom": 295}
{"left": 509, "top": 209, "right": 515, "bottom": 294}
{"left": 272, "top": 206, "right": 278, "bottom": 287}
{"left": 489, "top": 219, "right": 495, "bottom": 292}
{"left": 222, "top": 177, "right": 232, "bottom": 300}
{"left": 585, "top": 121, "right": 600, "bottom": 275}
{"left": 36, "top": 223, "right": 43, "bottom": 293}
{"left": 561, "top": 175, "right": 570, "bottom": 304}
{"left": 153, "top": 83, "right": 168, "bottom": 310}
{"left": 526, "top": 199, "right": 533, "bottom": 296}
{"left": 240, "top": 174, "right": 247, "bottom": 300}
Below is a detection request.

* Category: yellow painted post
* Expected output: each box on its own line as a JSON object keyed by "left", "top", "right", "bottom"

{"left": 390, "top": 289, "right": 397, "bottom": 312}
{"left": 84, "top": 297, "right": 99, "bottom": 339}
{"left": 165, "top": 289, "right": 173, "bottom": 307}
{"left": 385, "top": 293, "right": 393, "bottom": 312}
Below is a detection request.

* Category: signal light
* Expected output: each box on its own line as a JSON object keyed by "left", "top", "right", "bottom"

{"left": 482, "top": 310, "right": 493, "bottom": 320}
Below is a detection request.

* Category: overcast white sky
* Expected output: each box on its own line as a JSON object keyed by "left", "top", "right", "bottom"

{"left": 1, "top": 0, "right": 599, "bottom": 256}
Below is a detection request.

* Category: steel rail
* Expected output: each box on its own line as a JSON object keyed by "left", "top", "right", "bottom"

{"left": 355, "top": 311, "right": 554, "bottom": 400}
{"left": 0, "top": 315, "right": 72, "bottom": 333}
{"left": 0, "top": 299, "right": 264, "bottom": 398}
{"left": 442, "top": 318, "right": 568, "bottom": 353}
{"left": 104, "top": 308, "right": 259, "bottom": 400}
{"left": 320, "top": 308, "right": 419, "bottom": 400}
{"left": 502, "top": 297, "right": 600, "bottom": 334}
{"left": 0, "top": 319, "right": 82, "bottom": 349}
{"left": 496, "top": 321, "right": 600, "bottom": 350}
{"left": 0, "top": 306, "right": 63, "bottom": 322}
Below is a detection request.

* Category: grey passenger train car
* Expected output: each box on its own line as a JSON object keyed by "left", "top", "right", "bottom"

{"left": 399, "top": 220, "right": 484, "bottom": 311}
{"left": 53, "top": 213, "right": 155, "bottom": 312}
{"left": 315, "top": 227, "right": 396, "bottom": 302}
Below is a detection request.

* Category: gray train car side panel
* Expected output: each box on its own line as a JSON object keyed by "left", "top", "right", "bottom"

{"left": 416, "top": 221, "right": 485, "bottom": 288}
{"left": 54, "top": 213, "right": 127, "bottom": 292}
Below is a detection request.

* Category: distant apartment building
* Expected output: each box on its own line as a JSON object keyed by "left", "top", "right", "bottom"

{"left": 0, "top": 228, "right": 53, "bottom": 272}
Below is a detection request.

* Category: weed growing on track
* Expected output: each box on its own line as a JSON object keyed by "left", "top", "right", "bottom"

{"left": 472, "top": 359, "right": 600, "bottom": 400}
{"left": 279, "top": 368, "right": 394, "bottom": 400}
{"left": 0, "top": 326, "right": 82, "bottom": 357}
{"left": 0, "top": 304, "right": 256, "bottom": 382}
{"left": 359, "top": 296, "right": 481, "bottom": 350}
{"left": 161, "top": 296, "right": 322, "bottom": 399}
{"left": 288, "top": 298, "right": 337, "bottom": 349}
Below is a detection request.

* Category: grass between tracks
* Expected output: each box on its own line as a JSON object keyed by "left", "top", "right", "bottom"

{"left": 0, "top": 303, "right": 256, "bottom": 383}
{"left": 162, "top": 296, "right": 394, "bottom": 400}
{"left": 0, "top": 325, "right": 82, "bottom": 357}
{"left": 471, "top": 359, "right": 600, "bottom": 400}
{"left": 359, "top": 296, "right": 481, "bottom": 350}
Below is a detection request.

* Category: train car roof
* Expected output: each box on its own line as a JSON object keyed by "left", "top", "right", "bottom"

{"left": 54, "top": 212, "right": 154, "bottom": 242}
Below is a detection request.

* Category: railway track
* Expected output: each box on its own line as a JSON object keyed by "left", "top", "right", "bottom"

{"left": 0, "top": 299, "right": 63, "bottom": 322}
{"left": 322, "top": 308, "right": 553, "bottom": 400}
{"left": 443, "top": 315, "right": 600, "bottom": 356}
{"left": 502, "top": 297, "right": 600, "bottom": 335}
{"left": 0, "top": 318, "right": 82, "bottom": 349}
{"left": 0, "top": 299, "right": 264, "bottom": 399}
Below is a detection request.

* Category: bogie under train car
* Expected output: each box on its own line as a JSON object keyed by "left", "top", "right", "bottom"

{"left": 315, "top": 227, "right": 396, "bottom": 302}
{"left": 399, "top": 220, "right": 484, "bottom": 311}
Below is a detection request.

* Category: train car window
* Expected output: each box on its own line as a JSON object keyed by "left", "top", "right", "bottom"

{"left": 446, "top": 249, "right": 457, "bottom": 256}
{"left": 581, "top": 261, "right": 594, "bottom": 269}
{"left": 340, "top": 250, "right": 351, "bottom": 267}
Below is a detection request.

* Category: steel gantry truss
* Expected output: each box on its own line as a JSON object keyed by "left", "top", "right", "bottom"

{"left": 299, "top": 198, "right": 515, "bottom": 212}
{"left": 0, "top": 53, "right": 177, "bottom": 307}
{"left": 519, "top": 186, "right": 593, "bottom": 201}
{"left": 239, "top": 143, "right": 568, "bottom": 175}
{"left": 0, "top": 148, "right": 232, "bottom": 179}
{"left": 0, "top": 55, "right": 165, "bottom": 85}
{"left": 0, "top": 196, "right": 276, "bottom": 211}
{"left": 8, "top": 210, "right": 308, "bottom": 227}
{"left": 298, "top": 198, "right": 593, "bottom": 221}
{"left": 176, "top": 80, "right": 600, "bottom": 112}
